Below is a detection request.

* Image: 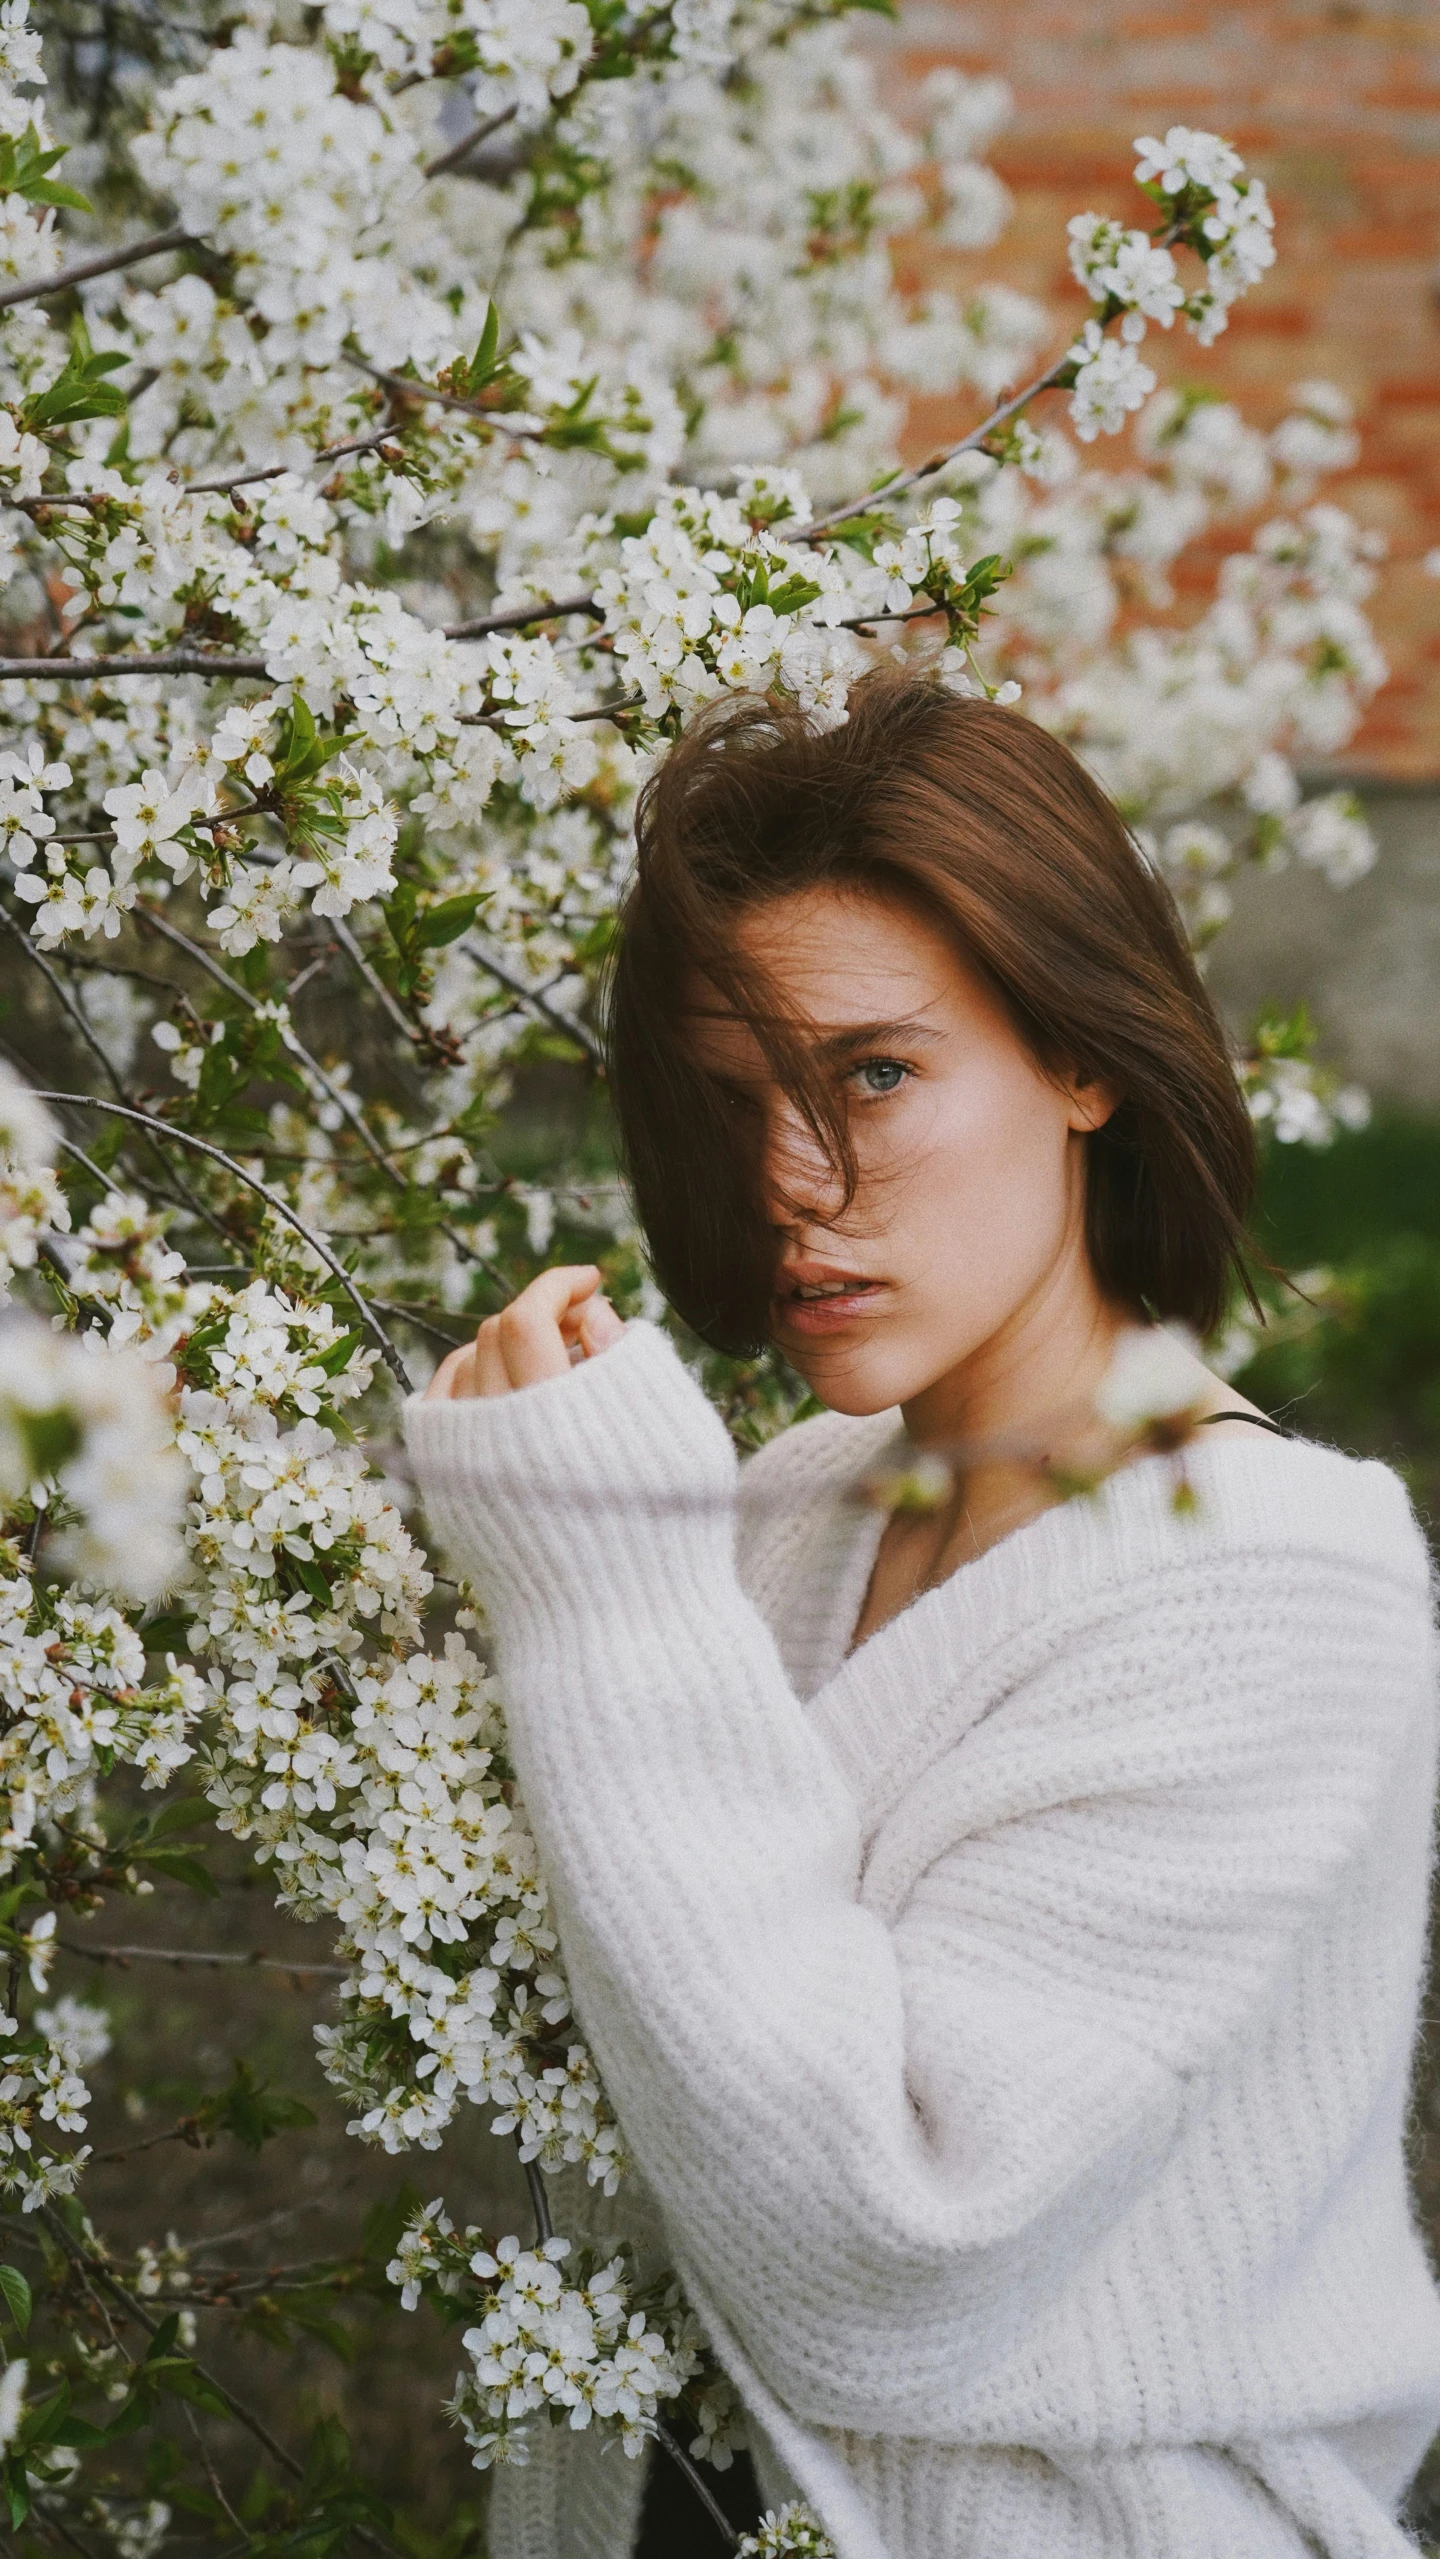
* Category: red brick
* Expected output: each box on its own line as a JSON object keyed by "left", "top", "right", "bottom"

{"left": 868, "top": 0, "right": 1440, "bottom": 775}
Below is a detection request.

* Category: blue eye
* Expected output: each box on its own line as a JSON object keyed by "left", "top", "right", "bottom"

{"left": 853, "top": 1058, "right": 909, "bottom": 1096}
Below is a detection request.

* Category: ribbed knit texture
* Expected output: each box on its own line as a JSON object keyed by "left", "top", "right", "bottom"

{"left": 404, "top": 1321, "right": 1440, "bottom": 2559}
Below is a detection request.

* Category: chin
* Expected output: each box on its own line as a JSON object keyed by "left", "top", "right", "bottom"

{"left": 780, "top": 1339, "right": 925, "bottom": 1419}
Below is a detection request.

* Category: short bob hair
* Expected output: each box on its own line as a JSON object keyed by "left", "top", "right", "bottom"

{"left": 607, "top": 675, "right": 1257, "bottom": 1356}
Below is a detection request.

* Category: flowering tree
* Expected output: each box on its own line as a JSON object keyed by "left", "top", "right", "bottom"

{"left": 0, "top": 0, "right": 1395, "bottom": 2549}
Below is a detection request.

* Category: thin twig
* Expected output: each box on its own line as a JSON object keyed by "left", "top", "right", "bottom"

{"left": 0, "top": 224, "right": 190, "bottom": 314}
{"left": 32, "top": 2507, "right": 104, "bottom": 2559}
{"left": 60, "top": 1936, "right": 348, "bottom": 1977}
{"left": 134, "top": 903, "right": 409, "bottom": 1193}
{"left": 183, "top": 431, "right": 404, "bottom": 498}
{"left": 38, "top": 2207, "right": 306, "bottom": 2484}
{"left": 181, "top": 2401, "right": 246, "bottom": 2539}
{"left": 443, "top": 593, "right": 603, "bottom": 639}
{"left": 423, "top": 102, "right": 518, "bottom": 182}
{"left": 655, "top": 2424, "right": 742, "bottom": 2552}
{"left": 51, "top": 1128, "right": 235, "bottom": 1252}
{"left": 327, "top": 915, "right": 427, "bottom": 1050}
{"left": 90, "top": 2120, "right": 200, "bottom": 2166}
{"left": 0, "top": 905, "right": 130, "bottom": 1104}
{"left": 29, "top": 1091, "right": 414, "bottom": 1391}
{"left": 800, "top": 356, "right": 1071, "bottom": 541}
{"left": 459, "top": 933, "right": 604, "bottom": 1067}
{"left": 368, "top": 1297, "right": 472, "bottom": 1348}
{"left": 0, "top": 913, "right": 231, "bottom": 1235}
{"left": 188, "top": 2200, "right": 333, "bottom": 2260}
{"left": 458, "top": 690, "right": 639, "bottom": 734}
{"left": 0, "top": 650, "right": 268, "bottom": 680}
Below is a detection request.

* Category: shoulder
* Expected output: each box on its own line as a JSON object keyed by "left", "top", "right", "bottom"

{"left": 945, "top": 1430, "right": 1433, "bottom": 1713}
{"left": 1153, "top": 1429, "right": 1433, "bottom": 1596}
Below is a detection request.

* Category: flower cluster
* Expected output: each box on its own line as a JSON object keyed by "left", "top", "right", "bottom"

{"left": 0, "top": 1992, "right": 101, "bottom": 2212}
{"left": 0, "top": 1068, "right": 67, "bottom": 1300}
{"left": 388, "top": 2201, "right": 715, "bottom": 2471}
{"left": 1061, "top": 127, "right": 1277, "bottom": 443}
{"left": 739, "top": 2510, "right": 838, "bottom": 2558}
{"left": 594, "top": 484, "right": 863, "bottom": 728}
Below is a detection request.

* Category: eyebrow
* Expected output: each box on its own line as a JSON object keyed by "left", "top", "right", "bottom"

{"left": 812, "top": 1018, "right": 945, "bottom": 1062}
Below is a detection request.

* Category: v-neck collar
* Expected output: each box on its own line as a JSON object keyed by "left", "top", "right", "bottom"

{"left": 800, "top": 1430, "right": 1301, "bottom": 1840}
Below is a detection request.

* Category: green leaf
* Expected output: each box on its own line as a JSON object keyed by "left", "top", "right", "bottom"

{"left": 242, "top": 2298, "right": 354, "bottom": 2361}
{"left": 140, "top": 1795, "right": 213, "bottom": 1842}
{"left": 134, "top": 1846, "right": 219, "bottom": 1899}
{"left": 4, "top": 2465, "right": 29, "bottom": 2527}
{"left": 272, "top": 698, "right": 359, "bottom": 788}
{"left": 139, "top": 1612, "right": 196, "bottom": 1656}
{"left": 19, "top": 1405, "right": 82, "bottom": 1479}
{"left": 314, "top": 1329, "right": 364, "bottom": 1378}
{"left": 0, "top": 127, "right": 92, "bottom": 214}
{"left": 52, "top": 2414, "right": 108, "bottom": 2448}
{"left": 21, "top": 316, "right": 128, "bottom": 432}
{"left": 1252, "top": 999, "right": 1318, "bottom": 1064}
{"left": 415, "top": 892, "right": 484, "bottom": 949}
{"left": 287, "top": 1555, "right": 333, "bottom": 1609}
{"left": 19, "top": 2382, "right": 70, "bottom": 2449}
{"left": 196, "top": 2058, "right": 317, "bottom": 2154}
{"left": 0, "top": 2266, "right": 32, "bottom": 2337}
{"left": 160, "top": 2364, "right": 234, "bottom": 2420}
{"left": 361, "top": 2182, "right": 424, "bottom": 2267}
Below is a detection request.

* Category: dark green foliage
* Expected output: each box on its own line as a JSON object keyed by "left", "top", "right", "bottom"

{"left": 1234, "top": 1111, "right": 1440, "bottom": 1528}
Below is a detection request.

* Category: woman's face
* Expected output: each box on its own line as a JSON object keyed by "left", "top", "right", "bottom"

{"left": 690, "top": 885, "right": 1115, "bottom": 1417}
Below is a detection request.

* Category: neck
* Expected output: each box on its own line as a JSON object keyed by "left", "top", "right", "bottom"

{"left": 900, "top": 1240, "right": 1131, "bottom": 1477}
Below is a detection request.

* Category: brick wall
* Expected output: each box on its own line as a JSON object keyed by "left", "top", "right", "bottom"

{"left": 870, "top": 0, "right": 1440, "bottom": 777}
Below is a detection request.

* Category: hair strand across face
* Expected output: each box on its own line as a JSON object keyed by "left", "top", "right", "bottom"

{"left": 607, "top": 676, "right": 1258, "bottom": 1355}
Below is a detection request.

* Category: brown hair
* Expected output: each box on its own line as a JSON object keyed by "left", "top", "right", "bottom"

{"left": 607, "top": 675, "right": 1257, "bottom": 1355}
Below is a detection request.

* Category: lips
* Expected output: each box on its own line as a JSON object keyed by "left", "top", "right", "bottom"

{"left": 775, "top": 1264, "right": 887, "bottom": 1336}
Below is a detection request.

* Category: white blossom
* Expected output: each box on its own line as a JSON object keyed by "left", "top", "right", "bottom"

{"left": 1095, "top": 1325, "right": 1209, "bottom": 1432}
{"left": 1066, "top": 321, "right": 1157, "bottom": 441}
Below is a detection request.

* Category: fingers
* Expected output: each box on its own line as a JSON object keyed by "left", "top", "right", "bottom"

{"left": 420, "top": 1266, "right": 625, "bottom": 1401}
{"left": 495, "top": 1265, "right": 601, "bottom": 1389}
{"left": 422, "top": 1341, "right": 477, "bottom": 1401}
{"left": 473, "top": 1314, "right": 510, "bottom": 1397}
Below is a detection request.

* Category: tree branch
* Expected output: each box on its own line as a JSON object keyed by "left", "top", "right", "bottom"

{"left": 134, "top": 902, "right": 413, "bottom": 1196}
{"left": 655, "top": 2423, "right": 741, "bottom": 2552}
{"left": 60, "top": 1936, "right": 347, "bottom": 1978}
{"left": 800, "top": 355, "right": 1071, "bottom": 541}
{"left": 183, "top": 432, "right": 405, "bottom": 498}
{"left": 523, "top": 2156, "right": 553, "bottom": 2246}
{"left": 0, "top": 651, "right": 269, "bottom": 681}
{"left": 458, "top": 933, "right": 604, "bottom": 1068}
{"left": 0, "top": 903, "right": 130, "bottom": 1105}
{"left": 443, "top": 593, "right": 603, "bottom": 639}
{"left": 0, "top": 225, "right": 190, "bottom": 314}
{"left": 459, "top": 690, "right": 639, "bottom": 734}
{"left": 29, "top": 1090, "right": 415, "bottom": 1391}
{"left": 38, "top": 2207, "right": 306, "bottom": 2483}
{"left": 423, "top": 103, "right": 518, "bottom": 183}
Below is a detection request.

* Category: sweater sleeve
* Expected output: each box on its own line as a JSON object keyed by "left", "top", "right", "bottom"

{"left": 402, "top": 1321, "right": 1434, "bottom": 2436}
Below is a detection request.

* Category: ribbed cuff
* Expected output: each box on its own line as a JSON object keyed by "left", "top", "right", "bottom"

{"left": 401, "top": 1318, "right": 738, "bottom": 1615}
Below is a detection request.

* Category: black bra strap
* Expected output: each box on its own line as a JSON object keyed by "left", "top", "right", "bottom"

{"left": 1195, "top": 1409, "right": 1288, "bottom": 1438}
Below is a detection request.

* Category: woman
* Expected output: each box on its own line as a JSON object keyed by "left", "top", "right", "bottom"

{"left": 406, "top": 680, "right": 1440, "bottom": 2559}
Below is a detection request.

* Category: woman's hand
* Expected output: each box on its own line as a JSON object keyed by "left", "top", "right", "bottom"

{"left": 423, "top": 1264, "right": 626, "bottom": 1400}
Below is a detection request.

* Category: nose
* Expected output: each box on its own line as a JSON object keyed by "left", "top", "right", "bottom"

{"left": 760, "top": 1091, "right": 844, "bottom": 1230}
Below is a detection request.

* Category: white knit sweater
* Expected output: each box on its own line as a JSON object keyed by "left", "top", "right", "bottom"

{"left": 403, "top": 1320, "right": 1440, "bottom": 2559}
